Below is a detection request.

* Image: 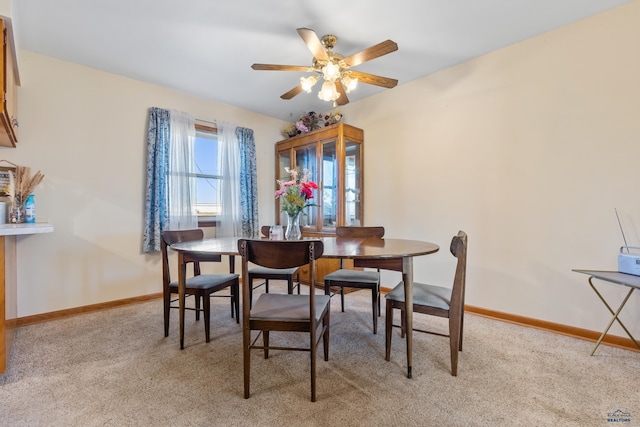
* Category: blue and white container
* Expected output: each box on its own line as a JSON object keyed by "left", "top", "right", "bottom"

{"left": 24, "top": 194, "right": 35, "bottom": 223}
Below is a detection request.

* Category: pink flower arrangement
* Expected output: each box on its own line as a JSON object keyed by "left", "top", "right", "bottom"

{"left": 275, "top": 167, "right": 318, "bottom": 216}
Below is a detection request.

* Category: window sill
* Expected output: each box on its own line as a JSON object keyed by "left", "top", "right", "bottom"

{"left": 198, "top": 218, "right": 217, "bottom": 228}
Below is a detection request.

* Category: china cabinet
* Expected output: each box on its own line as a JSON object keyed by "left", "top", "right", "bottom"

{"left": 275, "top": 122, "right": 364, "bottom": 285}
{"left": 275, "top": 122, "right": 364, "bottom": 235}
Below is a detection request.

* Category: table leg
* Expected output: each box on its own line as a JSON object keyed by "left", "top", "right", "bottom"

{"left": 589, "top": 277, "right": 639, "bottom": 355}
{"left": 228, "top": 255, "right": 235, "bottom": 274}
{"left": 402, "top": 257, "right": 413, "bottom": 378}
{"left": 178, "top": 252, "right": 186, "bottom": 350}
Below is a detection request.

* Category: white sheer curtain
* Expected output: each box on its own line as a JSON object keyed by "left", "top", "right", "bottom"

{"left": 168, "top": 110, "right": 198, "bottom": 230}
{"left": 217, "top": 121, "right": 242, "bottom": 237}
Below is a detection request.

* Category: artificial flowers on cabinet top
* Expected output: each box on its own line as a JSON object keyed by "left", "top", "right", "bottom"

{"left": 281, "top": 110, "right": 343, "bottom": 138}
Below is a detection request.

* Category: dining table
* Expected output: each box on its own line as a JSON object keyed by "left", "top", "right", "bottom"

{"left": 170, "top": 235, "right": 440, "bottom": 378}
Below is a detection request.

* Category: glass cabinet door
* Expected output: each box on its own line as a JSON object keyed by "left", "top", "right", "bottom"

{"left": 294, "top": 144, "right": 318, "bottom": 228}
{"left": 276, "top": 149, "right": 292, "bottom": 225}
{"left": 322, "top": 140, "right": 337, "bottom": 230}
{"left": 344, "top": 139, "right": 362, "bottom": 226}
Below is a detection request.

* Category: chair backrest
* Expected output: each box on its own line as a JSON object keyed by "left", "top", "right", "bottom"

{"left": 238, "top": 238, "right": 324, "bottom": 320}
{"left": 448, "top": 230, "right": 468, "bottom": 313}
{"left": 336, "top": 226, "right": 385, "bottom": 238}
{"left": 337, "top": 226, "right": 385, "bottom": 269}
{"left": 260, "top": 226, "right": 271, "bottom": 238}
{"left": 161, "top": 229, "right": 221, "bottom": 285}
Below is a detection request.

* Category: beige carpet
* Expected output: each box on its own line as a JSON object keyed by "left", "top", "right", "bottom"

{"left": 1, "top": 285, "right": 639, "bottom": 427}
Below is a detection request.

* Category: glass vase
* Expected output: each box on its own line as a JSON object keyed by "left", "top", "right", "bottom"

{"left": 285, "top": 211, "right": 302, "bottom": 240}
{"left": 9, "top": 195, "right": 24, "bottom": 223}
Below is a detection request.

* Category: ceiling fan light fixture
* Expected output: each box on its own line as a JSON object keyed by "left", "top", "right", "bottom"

{"left": 253, "top": 28, "right": 398, "bottom": 106}
{"left": 300, "top": 75, "right": 319, "bottom": 93}
{"left": 341, "top": 75, "right": 358, "bottom": 93}
{"left": 321, "top": 62, "right": 341, "bottom": 82}
{"left": 318, "top": 80, "right": 340, "bottom": 102}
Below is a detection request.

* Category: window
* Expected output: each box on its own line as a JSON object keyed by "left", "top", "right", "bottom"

{"left": 194, "top": 124, "right": 220, "bottom": 226}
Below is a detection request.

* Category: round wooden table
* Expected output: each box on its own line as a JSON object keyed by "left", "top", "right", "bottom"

{"left": 171, "top": 236, "right": 440, "bottom": 378}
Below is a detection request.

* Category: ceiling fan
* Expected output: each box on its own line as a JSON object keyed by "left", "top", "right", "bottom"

{"left": 251, "top": 28, "right": 399, "bottom": 106}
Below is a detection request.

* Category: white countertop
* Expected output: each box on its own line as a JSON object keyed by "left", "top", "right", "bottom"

{"left": 0, "top": 223, "right": 54, "bottom": 236}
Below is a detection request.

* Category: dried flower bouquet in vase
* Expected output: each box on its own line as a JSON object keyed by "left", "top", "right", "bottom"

{"left": 8, "top": 165, "right": 45, "bottom": 223}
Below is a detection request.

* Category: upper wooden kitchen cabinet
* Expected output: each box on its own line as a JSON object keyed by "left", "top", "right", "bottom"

{"left": 0, "top": 16, "right": 19, "bottom": 148}
{"left": 275, "top": 122, "right": 364, "bottom": 236}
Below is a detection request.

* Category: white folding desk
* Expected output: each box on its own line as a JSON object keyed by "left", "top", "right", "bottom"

{"left": 572, "top": 269, "right": 640, "bottom": 355}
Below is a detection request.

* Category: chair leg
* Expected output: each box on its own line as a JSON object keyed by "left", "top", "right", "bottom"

{"left": 371, "top": 287, "right": 378, "bottom": 334}
{"left": 204, "top": 293, "right": 211, "bottom": 343}
{"left": 449, "top": 316, "right": 460, "bottom": 376}
{"left": 231, "top": 286, "right": 236, "bottom": 319}
{"left": 195, "top": 295, "right": 201, "bottom": 321}
{"left": 249, "top": 279, "right": 254, "bottom": 309}
{"left": 385, "top": 299, "right": 393, "bottom": 361}
{"left": 377, "top": 283, "right": 381, "bottom": 316}
{"left": 340, "top": 287, "right": 345, "bottom": 312}
{"left": 243, "top": 331, "right": 251, "bottom": 399}
{"left": 228, "top": 285, "right": 234, "bottom": 319}
{"left": 310, "top": 329, "right": 317, "bottom": 402}
{"left": 287, "top": 276, "right": 294, "bottom": 294}
{"left": 263, "top": 330, "right": 269, "bottom": 359}
{"left": 233, "top": 283, "right": 240, "bottom": 324}
{"left": 400, "top": 308, "right": 406, "bottom": 338}
{"left": 323, "top": 309, "right": 330, "bottom": 361}
{"left": 459, "top": 310, "right": 465, "bottom": 351}
{"left": 163, "top": 289, "right": 171, "bottom": 337}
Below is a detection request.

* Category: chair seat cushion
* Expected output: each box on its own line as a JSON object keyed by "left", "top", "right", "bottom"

{"left": 170, "top": 273, "right": 238, "bottom": 290}
{"left": 248, "top": 266, "right": 298, "bottom": 276}
{"left": 385, "top": 281, "right": 451, "bottom": 311}
{"left": 324, "top": 269, "right": 379, "bottom": 284}
{"left": 251, "top": 294, "right": 330, "bottom": 322}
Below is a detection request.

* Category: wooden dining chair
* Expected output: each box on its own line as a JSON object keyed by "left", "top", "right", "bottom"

{"left": 161, "top": 229, "right": 240, "bottom": 344}
{"left": 324, "top": 226, "right": 384, "bottom": 334}
{"left": 385, "top": 230, "right": 468, "bottom": 376}
{"left": 238, "top": 238, "right": 330, "bottom": 402}
{"left": 247, "top": 225, "right": 301, "bottom": 307}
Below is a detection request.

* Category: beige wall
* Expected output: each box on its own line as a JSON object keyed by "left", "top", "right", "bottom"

{"left": 4, "top": 51, "right": 284, "bottom": 317}
{"left": 3, "top": 1, "right": 640, "bottom": 340}
{"left": 342, "top": 1, "right": 640, "bottom": 335}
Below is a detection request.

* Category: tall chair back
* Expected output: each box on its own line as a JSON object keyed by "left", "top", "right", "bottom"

{"left": 238, "top": 238, "right": 330, "bottom": 402}
{"left": 385, "top": 230, "right": 468, "bottom": 375}
{"left": 161, "top": 229, "right": 238, "bottom": 347}
{"left": 336, "top": 226, "right": 385, "bottom": 239}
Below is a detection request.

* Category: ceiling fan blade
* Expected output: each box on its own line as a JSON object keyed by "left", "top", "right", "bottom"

{"left": 335, "top": 81, "right": 350, "bottom": 106}
{"left": 296, "top": 28, "right": 329, "bottom": 61}
{"left": 252, "top": 63, "right": 312, "bottom": 72}
{"left": 342, "top": 40, "right": 398, "bottom": 68}
{"left": 349, "top": 71, "right": 398, "bottom": 88}
{"left": 280, "top": 84, "right": 304, "bottom": 100}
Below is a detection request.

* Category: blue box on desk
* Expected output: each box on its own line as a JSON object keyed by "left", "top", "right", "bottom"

{"left": 618, "top": 246, "right": 640, "bottom": 276}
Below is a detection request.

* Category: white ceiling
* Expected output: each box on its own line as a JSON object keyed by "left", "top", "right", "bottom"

{"left": 11, "top": 0, "right": 633, "bottom": 122}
